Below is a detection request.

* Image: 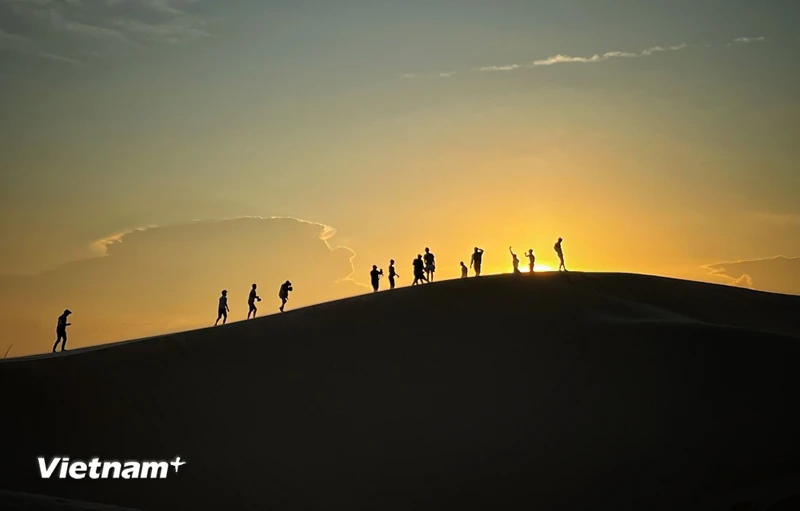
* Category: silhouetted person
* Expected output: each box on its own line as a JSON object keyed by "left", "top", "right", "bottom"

{"left": 412, "top": 255, "right": 428, "bottom": 285}
{"left": 215, "top": 290, "right": 229, "bottom": 325}
{"left": 370, "top": 265, "right": 384, "bottom": 292}
{"left": 554, "top": 237, "right": 567, "bottom": 271}
{"left": 526, "top": 249, "right": 535, "bottom": 273}
{"left": 423, "top": 247, "right": 436, "bottom": 282}
{"left": 388, "top": 259, "right": 399, "bottom": 289}
{"left": 279, "top": 280, "right": 293, "bottom": 312}
{"left": 470, "top": 247, "right": 484, "bottom": 276}
{"left": 247, "top": 283, "right": 261, "bottom": 319}
{"left": 52, "top": 309, "right": 71, "bottom": 353}
{"left": 509, "top": 246, "right": 521, "bottom": 274}
{"left": 460, "top": 261, "right": 468, "bottom": 278}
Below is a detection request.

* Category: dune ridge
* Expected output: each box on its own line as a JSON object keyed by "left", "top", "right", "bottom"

{"left": 1, "top": 272, "right": 799, "bottom": 510}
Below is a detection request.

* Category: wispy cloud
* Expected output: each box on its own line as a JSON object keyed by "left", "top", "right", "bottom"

{"left": 406, "top": 42, "right": 692, "bottom": 78}
{"left": 531, "top": 43, "right": 688, "bottom": 67}
{"left": 111, "top": 16, "right": 211, "bottom": 44}
{"left": 476, "top": 63, "right": 520, "bottom": 72}
{"left": 703, "top": 255, "right": 800, "bottom": 295}
{"left": 0, "top": 27, "right": 30, "bottom": 47}
{"left": 404, "top": 35, "right": 778, "bottom": 80}
{"left": 0, "top": 0, "right": 212, "bottom": 66}
{"left": 0, "top": 26, "right": 82, "bottom": 65}
{"left": 731, "top": 36, "right": 766, "bottom": 45}
{"left": 37, "top": 50, "right": 82, "bottom": 65}
{"left": 402, "top": 71, "right": 458, "bottom": 79}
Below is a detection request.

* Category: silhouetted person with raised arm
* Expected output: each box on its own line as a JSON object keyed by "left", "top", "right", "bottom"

{"left": 554, "top": 237, "right": 567, "bottom": 271}
{"left": 526, "top": 249, "right": 535, "bottom": 273}
{"left": 370, "top": 265, "right": 384, "bottom": 292}
{"left": 423, "top": 247, "right": 436, "bottom": 282}
{"left": 52, "top": 309, "right": 71, "bottom": 353}
{"left": 470, "top": 247, "right": 484, "bottom": 277}
{"left": 279, "top": 280, "right": 293, "bottom": 312}
{"left": 460, "top": 261, "right": 468, "bottom": 278}
{"left": 509, "top": 246, "right": 521, "bottom": 274}
{"left": 247, "top": 283, "right": 261, "bottom": 319}
{"left": 215, "top": 290, "right": 229, "bottom": 325}
{"left": 412, "top": 254, "right": 428, "bottom": 286}
{"left": 388, "top": 259, "right": 399, "bottom": 289}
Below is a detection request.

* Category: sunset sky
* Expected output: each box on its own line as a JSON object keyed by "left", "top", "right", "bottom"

{"left": 1, "top": 0, "right": 799, "bottom": 356}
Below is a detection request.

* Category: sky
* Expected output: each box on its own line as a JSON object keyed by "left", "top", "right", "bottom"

{"left": 1, "top": 0, "right": 799, "bottom": 356}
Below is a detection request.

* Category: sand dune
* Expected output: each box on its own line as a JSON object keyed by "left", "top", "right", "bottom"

{"left": 0, "top": 490, "right": 144, "bottom": 510}
{"left": 2, "top": 272, "right": 800, "bottom": 510}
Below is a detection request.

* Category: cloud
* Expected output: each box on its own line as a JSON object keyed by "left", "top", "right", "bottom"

{"left": 0, "top": 27, "right": 30, "bottom": 47}
{"left": 477, "top": 63, "right": 521, "bottom": 72}
{"left": 37, "top": 50, "right": 82, "bottom": 64}
{"left": 438, "top": 71, "right": 456, "bottom": 78}
{"left": 432, "top": 42, "right": 691, "bottom": 77}
{"left": 704, "top": 256, "right": 800, "bottom": 295}
{"left": 0, "top": 0, "right": 211, "bottom": 65}
{"left": 0, "top": 25, "right": 82, "bottom": 64}
{"left": 531, "top": 43, "right": 688, "bottom": 66}
{"left": 0, "top": 217, "right": 369, "bottom": 357}
{"left": 111, "top": 16, "right": 210, "bottom": 44}
{"left": 411, "top": 37, "right": 769, "bottom": 79}
{"left": 731, "top": 36, "right": 766, "bottom": 45}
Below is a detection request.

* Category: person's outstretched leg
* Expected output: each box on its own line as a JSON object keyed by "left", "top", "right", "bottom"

{"left": 52, "top": 335, "right": 61, "bottom": 353}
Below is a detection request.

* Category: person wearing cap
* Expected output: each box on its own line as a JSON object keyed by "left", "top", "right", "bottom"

{"left": 52, "top": 309, "right": 72, "bottom": 353}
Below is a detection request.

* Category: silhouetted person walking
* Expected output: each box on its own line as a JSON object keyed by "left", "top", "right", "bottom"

{"left": 52, "top": 309, "right": 71, "bottom": 353}
{"left": 423, "top": 247, "right": 436, "bottom": 282}
{"left": 526, "top": 249, "right": 535, "bottom": 273}
{"left": 388, "top": 259, "right": 399, "bottom": 289}
{"left": 215, "top": 290, "right": 229, "bottom": 325}
{"left": 279, "top": 280, "right": 293, "bottom": 312}
{"left": 247, "top": 283, "right": 261, "bottom": 319}
{"left": 554, "top": 237, "right": 567, "bottom": 271}
{"left": 370, "top": 265, "right": 384, "bottom": 292}
{"left": 509, "top": 246, "right": 521, "bottom": 274}
{"left": 460, "top": 261, "right": 468, "bottom": 278}
{"left": 470, "top": 247, "right": 484, "bottom": 276}
{"left": 412, "top": 255, "right": 428, "bottom": 286}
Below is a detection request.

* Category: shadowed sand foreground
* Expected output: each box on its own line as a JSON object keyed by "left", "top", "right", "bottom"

{"left": 2, "top": 272, "right": 800, "bottom": 511}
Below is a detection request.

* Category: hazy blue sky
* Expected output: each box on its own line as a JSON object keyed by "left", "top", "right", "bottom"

{"left": 1, "top": 0, "right": 799, "bottom": 354}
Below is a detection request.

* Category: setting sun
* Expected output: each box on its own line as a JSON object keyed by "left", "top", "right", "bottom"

{"left": 516, "top": 264, "right": 555, "bottom": 273}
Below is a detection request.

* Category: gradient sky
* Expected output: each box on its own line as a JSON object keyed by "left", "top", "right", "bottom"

{"left": 1, "top": 0, "right": 799, "bottom": 356}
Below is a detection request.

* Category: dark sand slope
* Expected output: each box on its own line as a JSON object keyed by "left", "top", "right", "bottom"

{"left": 1, "top": 272, "right": 800, "bottom": 511}
{"left": 0, "top": 490, "right": 145, "bottom": 510}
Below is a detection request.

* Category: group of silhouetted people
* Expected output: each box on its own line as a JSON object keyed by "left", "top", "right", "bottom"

{"left": 369, "top": 237, "right": 568, "bottom": 291}
{"left": 51, "top": 238, "right": 569, "bottom": 351}
{"left": 214, "top": 280, "right": 294, "bottom": 326}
